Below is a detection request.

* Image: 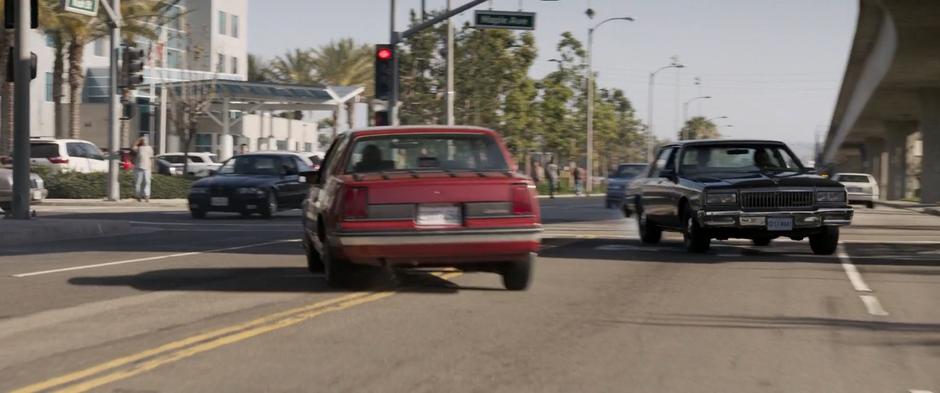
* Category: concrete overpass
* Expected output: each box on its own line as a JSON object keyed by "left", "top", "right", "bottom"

{"left": 823, "top": 0, "right": 940, "bottom": 203}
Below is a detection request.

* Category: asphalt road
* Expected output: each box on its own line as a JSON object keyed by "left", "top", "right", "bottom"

{"left": 0, "top": 198, "right": 938, "bottom": 392}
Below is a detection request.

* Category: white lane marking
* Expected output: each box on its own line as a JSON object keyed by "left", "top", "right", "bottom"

{"left": 859, "top": 295, "right": 889, "bottom": 316}
{"left": 129, "top": 220, "right": 295, "bottom": 227}
{"left": 11, "top": 239, "right": 301, "bottom": 278}
{"left": 909, "top": 390, "right": 934, "bottom": 393}
{"left": 837, "top": 245, "right": 872, "bottom": 292}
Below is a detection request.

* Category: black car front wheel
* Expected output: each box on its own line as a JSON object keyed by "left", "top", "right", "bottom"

{"left": 636, "top": 202, "right": 662, "bottom": 244}
{"left": 683, "top": 210, "right": 710, "bottom": 253}
{"left": 810, "top": 226, "right": 840, "bottom": 255}
{"left": 190, "top": 209, "right": 207, "bottom": 219}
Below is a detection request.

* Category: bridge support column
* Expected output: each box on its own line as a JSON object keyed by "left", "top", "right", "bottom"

{"left": 919, "top": 89, "right": 940, "bottom": 203}
{"left": 883, "top": 121, "right": 916, "bottom": 201}
{"left": 864, "top": 137, "right": 886, "bottom": 196}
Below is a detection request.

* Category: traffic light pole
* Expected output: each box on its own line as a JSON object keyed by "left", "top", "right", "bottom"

{"left": 10, "top": 0, "right": 32, "bottom": 219}
{"left": 102, "top": 0, "right": 122, "bottom": 201}
{"left": 388, "top": 0, "right": 488, "bottom": 126}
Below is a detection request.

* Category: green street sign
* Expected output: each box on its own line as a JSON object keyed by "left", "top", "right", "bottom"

{"left": 62, "top": 0, "right": 99, "bottom": 17}
{"left": 474, "top": 10, "right": 536, "bottom": 30}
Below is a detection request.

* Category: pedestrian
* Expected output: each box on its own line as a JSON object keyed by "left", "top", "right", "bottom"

{"left": 132, "top": 137, "right": 154, "bottom": 202}
{"left": 531, "top": 160, "right": 542, "bottom": 185}
{"left": 238, "top": 144, "right": 248, "bottom": 155}
{"left": 546, "top": 158, "right": 559, "bottom": 199}
{"left": 573, "top": 164, "right": 584, "bottom": 196}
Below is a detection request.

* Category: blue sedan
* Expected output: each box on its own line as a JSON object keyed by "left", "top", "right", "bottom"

{"left": 606, "top": 163, "right": 648, "bottom": 208}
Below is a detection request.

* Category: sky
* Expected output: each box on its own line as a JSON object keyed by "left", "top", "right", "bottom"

{"left": 248, "top": 0, "right": 859, "bottom": 157}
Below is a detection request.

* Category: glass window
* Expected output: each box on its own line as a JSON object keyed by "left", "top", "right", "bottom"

{"left": 231, "top": 57, "right": 238, "bottom": 74}
{"left": 679, "top": 144, "right": 803, "bottom": 174}
{"left": 218, "top": 11, "right": 227, "bottom": 35}
{"left": 188, "top": 156, "right": 205, "bottom": 163}
{"left": 304, "top": 143, "right": 313, "bottom": 152}
{"left": 276, "top": 140, "right": 288, "bottom": 150}
{"left": 66, "top": 143, "right": 86, "bottom": 158}
{"left": 161, "top": 156, "right": 186, "bottom": 164}
{"left": 167, "top": 50, "right": 182, "bottom": 69}
{"left": 294, "top": 157, "right": 312, "bottom": 172}
{"left": 44, "top": 73, "right": 53, "bottom": 102}
{"left": 345, "top": 134, "right": 508, "bottom": 174}
{"left": 282, "top": 156, "right": 298, "bottom": 175}
{"left": 93, "top": 38, "right": 105, "bottom": 57}
{"left": 649, "top": 148, "right": 676, "bottom": 178}
{"left": 30, "top": 143, "right": 60, "bottom": 158}
{"left": 168, "top": 6, "right": 182, "bottom": 31}
{"left": 81, "top": 143, "right": 104, "bottom": 160}
{"left": 218, "top": 155, "right": 282, "bottom": 176}
{"left": 195, "top": 134, "right": 213, "bottom": 152}
{"left": 231, "top": 15, "right": 239, "bottom": 38}
{"left": 216, "top": 53, "right": 225, "bottom": 73}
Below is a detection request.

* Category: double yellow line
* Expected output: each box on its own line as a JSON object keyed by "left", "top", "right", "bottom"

{"left": 13, "top": 271, "right": 462, "bottom": 393}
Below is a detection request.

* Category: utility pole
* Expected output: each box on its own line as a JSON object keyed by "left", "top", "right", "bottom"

{"left": 102, "top": 0, "right": 122, "bottom": 201}
{"left": 389, "top": 0, "right": 399, "bottom": 125}
{"left": 10, "top": 0, "right": 32, "bottom": 219}
{"left": 646, "top": 62, "right": 683, "bottom": 163}
{"left": 445, "top": 0, "right": 455, "bottom": 126}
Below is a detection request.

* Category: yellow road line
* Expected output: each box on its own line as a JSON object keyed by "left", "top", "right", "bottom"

{"left": 13, "top": 271, "right": 462, "bottom": 393}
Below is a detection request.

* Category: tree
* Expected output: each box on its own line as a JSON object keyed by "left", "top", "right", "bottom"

{"left": 269, "top": 49, "right": 317, "bottom": 84}
{"left": 680, "top": 116, "right": 720, "bottom": 140}
{"left": 310, "top": 38, "right": 372, "bottom": 95}
{"left": 247, "top": 54, "right": 271, "bottom": 82}
{"left": 398, "top": 10, "right": 445, "bottom": 125}
{"left": 166, "top": 81, "right": 215, "bottom": 175}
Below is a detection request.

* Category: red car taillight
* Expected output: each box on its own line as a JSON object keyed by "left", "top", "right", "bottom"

{"left": 511, "top": 184, "right": 534, "bottom": 215}
{"left": 341, "top": 186, "right": 369, "bottom": 220}
{"left": 47, "top": 156, "right": 69, "bottom": 164}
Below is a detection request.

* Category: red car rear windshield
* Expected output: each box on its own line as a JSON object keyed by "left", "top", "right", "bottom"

{"left": 345, "top": 133, "right": 508, "bottom": 173}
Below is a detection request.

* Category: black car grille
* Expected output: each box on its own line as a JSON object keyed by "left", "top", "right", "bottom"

{"left": 740, "top": 191, "right": 814, "bottom": 209}
{"left": 210, "top": 186, "right": 234, "bottom": 197}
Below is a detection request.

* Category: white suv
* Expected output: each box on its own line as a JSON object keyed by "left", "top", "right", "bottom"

{"left": 29, "top": 139, "right": 108, "bottom": 173}
{"left": 157, "top": 152, "right": 221, "bottom": 177}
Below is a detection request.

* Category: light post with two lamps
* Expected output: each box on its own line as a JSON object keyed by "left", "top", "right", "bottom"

{"left": 646, "top": 61, "right": 684, "bottom": 162}
{"left": 681, "top": 96, "right": 712, "bottom": 139}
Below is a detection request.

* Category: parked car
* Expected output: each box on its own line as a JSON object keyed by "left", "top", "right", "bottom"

{"left": 0, "top": 168, "right": 47, "bottom": 211}
{"left": 832, "top": 172, "right": 878, "bottom": 208}
{"left": 156, "top": 158, "right": 184, "bottom": 176}
{"left": 605, "top": 163, "right": 647, "bottom": 208}
{"left": 301, "top": 126, "right": 541, "bottom": 290}
{"left": 623, "top": 140, "right": 853, "bottom": 255}
{"left": 187, "top": 152, "right": 314, "bottom": 219}
{"left": 29, "top": 138, "right": 108, "bottom": 173}
{"left": 158, "top": 152, "right": 221, "bottom": 177}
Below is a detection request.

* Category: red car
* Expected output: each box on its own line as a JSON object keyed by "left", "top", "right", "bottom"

{"left": 301, "top": 126, "right": 541, "bottom": 290}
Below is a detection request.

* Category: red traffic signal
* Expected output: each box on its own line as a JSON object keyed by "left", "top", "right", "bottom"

{"left": 376, "top": 47, "right": 393, "bottom": 60}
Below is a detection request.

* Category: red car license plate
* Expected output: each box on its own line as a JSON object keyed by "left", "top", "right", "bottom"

{"left": 417, "top": 205, "right": 461, "bottom": 226}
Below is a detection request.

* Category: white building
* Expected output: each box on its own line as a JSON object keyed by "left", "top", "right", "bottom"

{"left": 25, "top": 0, "right": 360, "bottom": 159}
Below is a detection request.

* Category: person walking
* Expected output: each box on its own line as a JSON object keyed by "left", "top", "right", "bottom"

{"left": 573, "top": 164, "right": 584, "bottom": 196}
{"left": 546, "top": 158, "right": 559, "bottom": 199}
{"left": 531, "top": 160, "right": 543, "bottom": 185}
{"left": 132, "top": 137, "right": 154, "bottom": 202}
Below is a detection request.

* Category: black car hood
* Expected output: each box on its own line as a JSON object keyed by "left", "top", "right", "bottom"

{"left": 193, "top": 174, "right": 279, "bottom": 188}
{"left": 685, "top": 171, "right": 843, "bottom": 189}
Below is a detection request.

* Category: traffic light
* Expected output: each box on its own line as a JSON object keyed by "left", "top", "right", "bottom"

{"left": 374, "top": 44, "right": 394, "bottom": 100}
{"left": 5, "top": 48, "right": 37, "bottom": 82}
{"left": 121, "top": 45, "right": 146, "bottom": 89}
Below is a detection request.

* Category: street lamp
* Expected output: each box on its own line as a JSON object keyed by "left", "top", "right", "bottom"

{"left": 706, "top": 115, "right": 728, "bottom": 122}
{"left": 647, "top": 61, "right": 684, "bottom": 162}
{"left": 547, "top": 58, "right": 563, "bottom": 71}
{"left": 586, "top": 16, "right": 633, "bottom": 193}
{"left": 681, "top": 96, "right": 711, "bottom": 139}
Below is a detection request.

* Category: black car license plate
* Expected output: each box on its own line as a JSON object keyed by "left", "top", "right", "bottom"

{"left": 767, "top": 217, "right": 793, "bottom": 231}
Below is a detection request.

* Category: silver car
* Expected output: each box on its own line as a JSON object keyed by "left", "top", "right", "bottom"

{"left": 0, "top": 168, "right": 48, "bottom": 211}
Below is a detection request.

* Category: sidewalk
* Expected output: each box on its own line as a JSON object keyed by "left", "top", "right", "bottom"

{"left": 39, "top": 198, "right": 188, "bottom": 208}
{"left": 874, "top": 199, "right": 940, "bottom": 217}
{"left": 0, "top": 217, "right": 132, "bottom": 247}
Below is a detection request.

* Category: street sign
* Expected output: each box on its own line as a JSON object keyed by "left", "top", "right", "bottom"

{"left": 62, "top": 0, "right": 99, "bottom": 17}
{"left": 474, "top": 10, "right": 536, "bottom": 30}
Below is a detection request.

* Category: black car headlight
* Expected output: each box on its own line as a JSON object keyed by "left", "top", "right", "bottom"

{"left": 816, "top": 191, "right": 846, "bottom": 202}
{"left": 706, "top": 192, "right": 737, "bottom": 205}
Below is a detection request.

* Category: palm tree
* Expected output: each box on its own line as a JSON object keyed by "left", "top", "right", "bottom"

{"left": 37, "top": 0, "right": 67, "bottom": 139}
{"left": 269, "top": 49, "right": 317, "bottom": 84}
{"left": 247, "top": 54, "right": 271, "bottom": 82}
{"left": 310, "top": 38, "right": 373, "bottom": 96}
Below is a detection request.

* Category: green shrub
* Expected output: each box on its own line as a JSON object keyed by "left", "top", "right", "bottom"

{"left": 44, "top": 171, "right": 193, "bottom": 199}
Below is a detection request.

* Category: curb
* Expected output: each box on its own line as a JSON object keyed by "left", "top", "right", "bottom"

{"left": 39, "top": 199, "right": 188, "bottom": 208}
{"left": 537, "top": 194, "right": 604, "bottom": 199}
{"left": 873, "top": 200, "right": 940, "bottom": 217}
{"left": 0, "top": 218, "right": 132, "bottom": 247}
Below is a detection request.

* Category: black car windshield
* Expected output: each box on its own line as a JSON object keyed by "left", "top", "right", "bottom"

{"left": 613, "top": 164, "right": 646, "bottom": 178}
{"left": 679, "top": 145, "right": 803, "bottom": 174}
{"left": 345, "top": 133, "right": 508, "bottom": 173}
{"left": 218, "top": 155, "right": 283, "bottom": 176}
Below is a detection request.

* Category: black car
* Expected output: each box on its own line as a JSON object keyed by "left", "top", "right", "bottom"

{"left": 623, "top": 140, "right": 853, "bottom": 255}
{"left": 188, "top": 152, "right": 314, "bottom": 219}
{"left": 605, "top": 163, "right": 647, "bottom": 208}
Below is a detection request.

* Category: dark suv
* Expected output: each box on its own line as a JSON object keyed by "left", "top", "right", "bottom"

{"left": 623, "top": 140, "right": 853, "bottom": 254}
